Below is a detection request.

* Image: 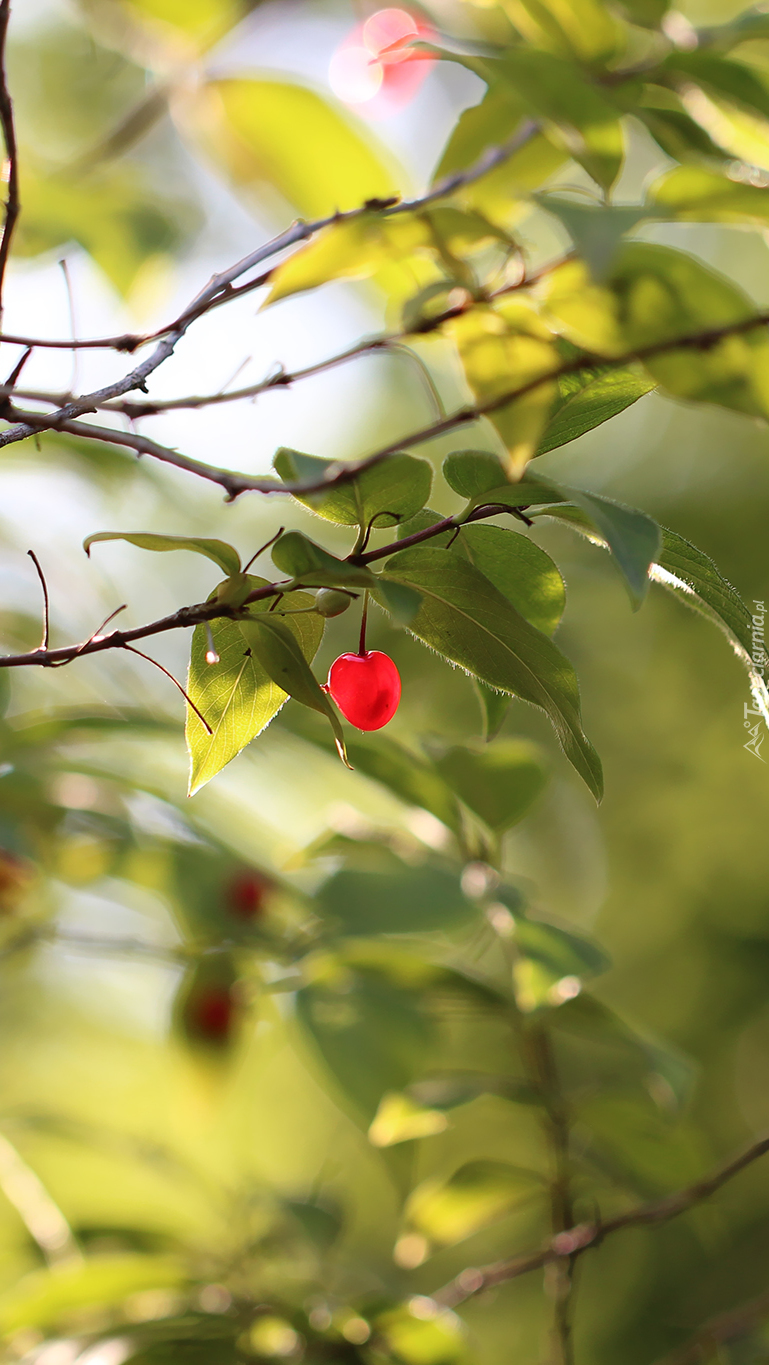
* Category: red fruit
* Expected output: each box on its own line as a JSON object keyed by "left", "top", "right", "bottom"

{"left": 226, "top": 870, "right": 268, "bottom": 919}
{"left": 189, "top": 987, "right": 234, "bottom": 1043}
{"left": 327, "top": 651, "right": 401, "bottom": 731}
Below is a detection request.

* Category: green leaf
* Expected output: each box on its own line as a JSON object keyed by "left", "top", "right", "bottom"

{"left": 295, "top": 964, "right": 437, "bottom": 1121}
{"left": 385, "top": 546, "right": 603, "bottom": 799}
{"left": 458, "top": 525, "right": 566, "bottom": 635}
{"left": 503, "top": 0, "right": 626, "bottom": 64}
{"left": 376, "top": 579, "right": 423, "bottom": 626}
{"left": 638, "top": 104, "right": 729, "bottom": 165}
{"left": 274, "top": 449, "right": 432, "bottom": 528}
{"left": 512, "top": 915, "right": 611, "bottom": 1013}
{"left": 271, "top": 530, "right": 374, "bottom": 588}
{"left": 536, "top": 366, "right": 656, "bottom": 455}
{"left": 83, "top": 531, "right": 241, "bottom": 577}
{"left": 536, "top": 197, "right": 651, "bottom": 280}
{"left": 265, "top": 213, "right": 429, "bottom": 304}
{"left": 405, "top": 1161, "right": 544, "bottom": 1247}
{"left": 650, "top": 527, "right": 769, "bottom": 719}
{"left": 368, "top": 1092, "right": 449, "bottom": 1146}
{"left": 122, "top": 0, "right": 246, "bottom": 50}
{"left": 193, "top": 79, "right": 402, "bottom": 219}
{"left": 375, "top": 1303, "right": 466, "bottom": 1365}
{"left": 185, "top": 578, "right": 323, "bottom": 794}
{"left": 443, "top": 450, "right": 505, "bottom": 500}
{"left": 495, "top": 49, "right": 625, "bottom": 191}
{"left": 663, "top": 50, "right": 769, "bottom": 124}
{"left": 648, "top": 164, "right": 769, "bottom": 226}
{"left": 242, "top": 614, "right": 349, "bottom": 767}
{"left": 475, "top": 680, "right": 510, "bottom": 741}
{"left": 398, "top": 508, "right": 457, "bottom": 548}
{"left": 0, "top": 1255, "right": 186, "bottom": 1334}
{"left": 578, "top": 1094, "right": 709, "bottom": 1198}
{"left": 527, "top": 473, "right": 661, "bottom": 608}
{"left": 433, "top": 82, "right": 567, "bottom": 210}
{"left": 611, "top": 240, "right": 769, "bottom": 420}
{"left": 316, "top": 862, "right": 477, "bottom": 935}
{"left": 435, "top": 740, "right": 547, "bottom": 832}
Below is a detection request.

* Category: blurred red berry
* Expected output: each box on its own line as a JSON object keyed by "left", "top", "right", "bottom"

{"left": 226, "top": 870, "right": 268, "bottom": 919}
{"left": 329, "top": 8, "right": 436, "bottom": 117}
{"left": 188, "top": 986, "right": 234, "bottom": 1044}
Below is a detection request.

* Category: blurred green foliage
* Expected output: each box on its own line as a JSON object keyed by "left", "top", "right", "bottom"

{"left": 1, "top": 0, "right": 769, "bottom": 1363}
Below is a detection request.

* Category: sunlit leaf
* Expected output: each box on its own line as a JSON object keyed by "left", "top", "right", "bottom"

{"left": 375, "top": 1302, "right": 466, "bottom": 1364}
{"left": 188, "top": 79, "right": 403, "bottom": 219}
{"left": 185, "top": 578, "right": 323, "bottom": 794}
{"left": 121, "top": 0, "right": 246, "bottom": 51}
{"left": 405, "top": 1161, "right": 544, "bottom": 1246}
{"left": 458, "top": 525, "right": 566, "bottom": 635}
{"left": 0, "top": 1256, "right": 186, "bottom": 1334}
{"left": 648, "top": 164, "right": 769, "bottom": 225}
{"left": 243, "top": 615, "right": 349, "bottom": 766}
{"left": 83, "top": 531, "right": 241, "bottom": 577}
{"left": 536, "top": 197, "right": 651, "bottom": 281}
{"left": 578, "top": 1094, "right": 710, "bottom": 1197}
{"left": 503, "top": 0, "right": 627, "bottom": 64}
{"left": 385, "top": 546, "right": 603, "bottom": 799}
{"left": 368, "top": 1092, "right": 449, "bottom": 1147}
{"left": 536, "top": 365, "right": 656, "bottom": 455}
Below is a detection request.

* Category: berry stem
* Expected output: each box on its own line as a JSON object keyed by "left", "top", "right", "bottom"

{"left": 358, "top": 590, "right": 369, "bottom": 656}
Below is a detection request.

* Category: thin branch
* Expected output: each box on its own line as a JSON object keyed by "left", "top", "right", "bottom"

{"left": 122, "top": 643, "right": 212, "bottom": 733}
{"left": 26, "top": 550, "right": 50, "bottom": 650}
{"left": 433, "top": 1132, "right": 769, "bottom": 1309}
{"left": 0, "top": 119, "right": 538, "bottom": 367}
{"left": 9, "top": 306, "right": 769, "bottom": 501}
{"left": 0, "top": 503, "right": 517, "bottom": 670}
{"left": 0, "top": 0, "right": 19, "bottom": 318}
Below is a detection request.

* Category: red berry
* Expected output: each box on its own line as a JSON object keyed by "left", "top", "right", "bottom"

{"left": 189, "top": 987, "right": 234, "bottom": 1043}
{"left": 326, "top": 651, "right": 401, "bottom": 731}
{"left": 226, "top": 870, "right": 268, "bottom": 919}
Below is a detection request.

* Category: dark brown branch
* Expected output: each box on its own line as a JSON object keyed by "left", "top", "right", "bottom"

{"left": 26, "top": 551, "right": 50, "bottom": 650}
{"left": 0, "top": 120, "right": 538, "bottom": 358}
{"left": 0, "top": 504, "right": 516, "bottom": 670}
{"left": 0, "top": 0, "right": 19, "bottom": 316}
{"left": 433, "top": 1132, "right": 769, "bottom": 1309}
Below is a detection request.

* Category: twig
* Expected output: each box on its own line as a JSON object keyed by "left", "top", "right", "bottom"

{"left": 122, "top": 643, "right": 212, "bottom": 733}
{"left": 433, "top": 1133, "right": 769, "bottom": 1309}
{"left": 58, "top": 256, "right": 79, "bottom": 394}
{"left": 26, "top": 550, "right": 50, "bottom": 650}
{"left": 0, "top": 0, "right": 19, "bottom": 319}
{"left": 0, "top": 503, "right": 518, "bottom": 670}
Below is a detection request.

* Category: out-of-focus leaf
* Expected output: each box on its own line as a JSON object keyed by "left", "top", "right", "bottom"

{"left": 458, "top": 525, "right": 566, "bottom": 635}
{"left": 536, "top": 366, "right": 656, "bottom": 455}
{"left": 495, "top": 49, "right": 625, "bottom": 190}
{"left": 447, "top": 304, "right": 560, "bottom": 476}
{"left": 662, "top": 50, "right": 769, "bottom": 123}
{"left": 185, "top": 578, "right": 322, "bottom": 794}
{"left": 474, "top": 680, "right": 510, "bottom": 741}
{"left": 316, "top": 861, "right": 476, "bottom": 935}
{"left": 16, "top": 159, "right": 188, "bottom": 295}
{"left": 375, "top": 1302, "right": 466, "bottom": 1364}
{"left": 614, "top": 0, "right": 668, "bottom": 25}
{"left": 283, "top": 1199, "right": 342, "bottom": 1250}
{"left": 404, "top": 1161, "right": 543, "bottom": 1246}
{"left": 377, "top": 579, "right": 423, "bottom": 626}
{"left": 512, "top": 916, "right": 611, "bottom": 1011}
{"left": 549, "top": 994, "right": 695, "bottom": 1108}
{"left": 536, "top": 197, "right": 650, "bottom": 280}
{"left": 121, "top": 0, "right": 247, "bottom": 51}
{"left": 0, "top": 1255, "right": 186, "bottom": 1334}
{"left": 273, "top": 449, "right": 432, "bottom": 527}
{"left": 188, "top": 79, "right": 402, "bottom": 219}
{"left": 611, "top": 241, "right": 769, "bottom": 419}
{"left": 266, "top": 214, "right": 429, "bottom": 304}
{"left": 435, "top": 740, "right": 547, "bottom": 832}
{"left": 368, "top": 1092, "right": 449, "bottom": 1146}
{"left": 503, "top": 0, "right": 627, "bottom": 63}
{"left": 385, "top": 546, "right": 603, "bottom": 799}
{"left": 83, "top": 531, "right": 241, "bottom": 577}
{"left": 408, "top": 1074, "right": 541, "bottom": 1109}
{"left": 648, "top": 164, "right": 769, "bottom": 225}
{"left": 578, "top": 1095, "right": 710, "bottom": 1197}
{"left": 243, "top": 615, "right": 349, "bottom": 766}
{"left": 271, "top": 530, "right": 374, "bottom": 588}
{"left": 638, "top": 103, "right": 730, "bottom": 164}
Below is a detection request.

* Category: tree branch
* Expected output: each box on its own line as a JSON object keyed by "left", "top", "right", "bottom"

{"left": 0, "top": 0, "right": 19, "bottom": 317}
{"left": 0, "top": 120, "right": 538, "bottom": 357}
{"left": 433, "top": 1133, "right": 769, "bottom": 1309}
